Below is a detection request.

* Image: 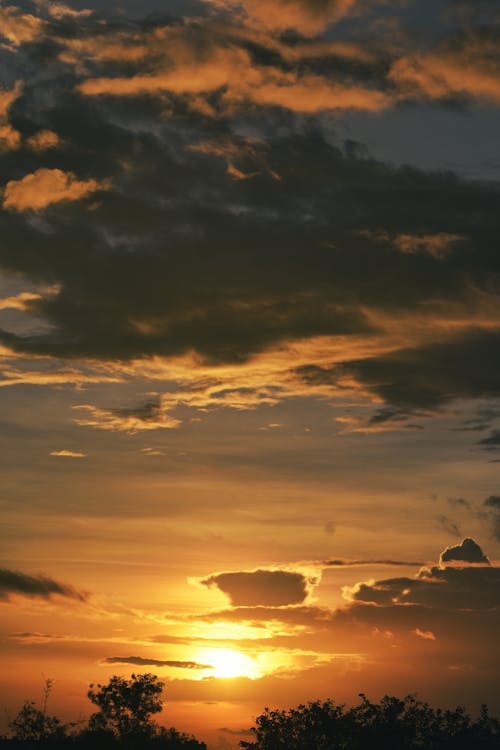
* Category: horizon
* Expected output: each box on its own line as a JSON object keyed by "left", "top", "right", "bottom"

{"left": 1, "top": 1, "right": 500, "bottom": 748}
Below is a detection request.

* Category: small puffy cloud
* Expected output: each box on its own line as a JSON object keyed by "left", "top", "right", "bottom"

{"left": 392, "top": 233, "right": 466, "bottom": 260}
{"left": 0, "top": 124, "right": 21, "bottom": 151}
{"left": 439, "top": 537, "right": 490, "bottom": 565}
{"left": 49, "top": 450, "right": 87, "bottom": 458}
{"left": 103, "top": 656, "right": 211, "bottom": 669}
{"left": 414, "top": 628, "right": 436, "bottom": 641}
{"left": 196, "top": 568, "right": 320, "bottom": 606}
{"left": 0, "top": 568, "right": 87, "bottom": 603}
{"left": 2, "top": 169, "right": 109, "bottom": 212}
{"left": 27, "top": 130, "right": 61, "bottom": 152}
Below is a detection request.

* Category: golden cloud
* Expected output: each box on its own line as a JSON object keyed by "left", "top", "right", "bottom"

{"left": 2, "top": 168, "right": 110, "bottom": 212}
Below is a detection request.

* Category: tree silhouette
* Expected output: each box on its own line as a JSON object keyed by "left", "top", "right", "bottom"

{"left": 240, "top": 694, "right": 500, "bottom": 750}
{"left": 87, "top": 673, "right": 164, "bottom": 738}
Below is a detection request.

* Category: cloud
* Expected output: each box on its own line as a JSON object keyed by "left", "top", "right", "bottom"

{"left": 213, "top": 0, "right": 361, "bottom": 35}
{"left": 0, "top": 6, "right": 44, "bottom": 46}
{"left": 196, "top": 568, "right": 320, "bottom": 606}
{"left": 103, "top": 656, "right": 212, "bottom": 669}
{"left": 49, "top": 450, "right": 87, "bottom": 458}
{"left": 389, "top": 44, "right": 500, "bottom": 104}
{"left": 341, "top": 330, "right": 500, "bottom": 412}
{"left": 0, "top": 82, "right": 22, "bottom": 121}
{"left": 0, "top": 1, "right": 498, "bottom": 430}
{"left": 73, "top": 399, "right": 181, "bottom": 433}
{"left": 325, "top": 558, "right": 426, "bottom": 567}
{"left": 414, "top": 628, "right": 436, "bottom": 641}
{"left": 2, "top": 169, "right": 109, "bottom": 212}
{"left": 483, "top": 496, "right": 500, "bottom": 540}
{"left": 477, "top": 430, "right": 500, "bottom": 450}
{"left": 78, "top": 48, "right": 391, "bottom": 114}
{"left": 348, "top": 539, "right": 498, "bottom": 611}
{"left": 0, "top": 124, "right": 21, "bottom": 151}
{"left": 27, "top": 130, "right": 61, "bottom": 151}
{"left": 0, "top": 567, "right": 87, "bottom": 603}
{"left": 439, "top": 537, "right": 490, "bottom": 565}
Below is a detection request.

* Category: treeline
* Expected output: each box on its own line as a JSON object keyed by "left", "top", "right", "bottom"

{"left": 241, "top": 694, "right": 500, "bottom": 750}
{"left": 0, "top": 675, "right": 205, "bottom": 750}
{"left": 1, "top": 674, "right": 499, "bottom": 750}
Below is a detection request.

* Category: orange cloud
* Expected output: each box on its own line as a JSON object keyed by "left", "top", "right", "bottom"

{"left": 27, "top": 130, "right": 61, "bottom": 151}
{"left": 2, "top": 168, "right": 109, "bottom": 212}
{"left": 0, "top": 6, "right": 44, "bottom": 46}
{"left": 78, "top": 44, "right": 390, "bottom": 114}
{"left": 49, "top": 450, "right": 87, "bottom": 458}
{"left": 0, "top": 292, "right": 42, "bottom": 311}
{"left": 212, "top": 0, "right": 359, "bottom": 35}
{"left": 390, "top": 52, "right": 500, "bottom": 103}
{"left": 237, "top": 75, "right": 391, "bottom": 112}
{"left": 0, "top": 81, "right": 22, "bottom": 121}
{"left": 0, "top": 123, "right": 21, "bottom": 151}
{"left": 359, "top": 230, "right": 467, "bottom": 260}
{"left": 72, "top": 402, "right": 181, "bottom": 433}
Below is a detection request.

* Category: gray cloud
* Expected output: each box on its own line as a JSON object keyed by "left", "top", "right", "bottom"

{"left": 0, "top": 567, "right": 87, "bottom": 602}
{"left": 197, "top": 568, "right": 319, "bottom": 606}
{"left": 103, "top": 656, "right": 211, "bottom": 669}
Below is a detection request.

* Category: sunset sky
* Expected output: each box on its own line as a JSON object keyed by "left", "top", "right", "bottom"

{"left": 1, "top": 1, "right": 500, "bottom": 748}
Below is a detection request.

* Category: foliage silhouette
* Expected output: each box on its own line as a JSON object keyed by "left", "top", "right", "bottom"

{"left": 87, "top": 673, "right": 164, "bottom": 738}
{"left": 240, "top": 694, "right": 500, "bottom": 750}
{"left": 1, "top": 675, "right": 206, "bottom": 750}
{"left": 8, "top": 680, "right": 66, "bottom": 743}
{"left": 2, "top": 678, "right": 499, "bottom": 750}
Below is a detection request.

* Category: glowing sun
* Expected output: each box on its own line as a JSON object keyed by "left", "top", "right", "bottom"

{"left": 197, "top": 648, "right": 262, "bottom": 679}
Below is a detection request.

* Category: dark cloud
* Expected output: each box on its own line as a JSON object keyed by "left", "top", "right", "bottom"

{"left": 103, "top": 656, "right": 211, "bottom": 669}
{"left": 483, "top": 496, "right": 500, "bottom": 540}
{"left": 477, "top": 430, "right": 500, "bottom": 450}
{"left": 447, "top": 497, "right": 471, "bottom": 509}
{"left": 197, "top": 568, "right": 319, "bottom": 606}
{"left": 350, "top": 564, "right": 500, "bottom": 610}
{"left": 325, "top": 559, "right": 425, "bottom": 567}
{"left": 0, "top": 0, "right": 498, "bottom": 424}
{"left": 343, "top": 330, "right": 500, "bottom": 412}
{"left": 0, "top": 567, "right": 87, "bottom": 602}
{"left": 439, "top": 537, "right": 490, "bottom": 565}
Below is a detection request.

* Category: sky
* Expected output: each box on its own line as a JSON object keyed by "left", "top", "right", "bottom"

{"left": 0, "top": 0, "right": 500, "bottom": 747}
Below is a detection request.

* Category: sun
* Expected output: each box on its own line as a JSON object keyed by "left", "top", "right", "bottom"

{"left": 196, "top": 648, "right": 262, "bottom": 679}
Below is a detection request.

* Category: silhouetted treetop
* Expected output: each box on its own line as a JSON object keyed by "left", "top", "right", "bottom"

{"left": 87, "top": 673, "right": 164, "bottom": 738}
{"left": 240, "top": 694, "right": 500, "bottom": 750}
